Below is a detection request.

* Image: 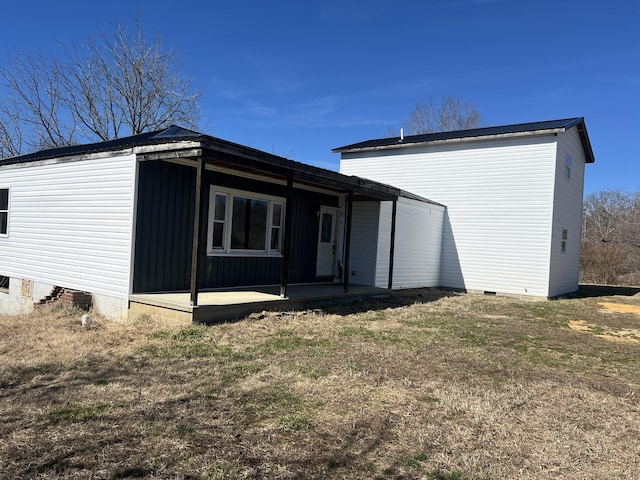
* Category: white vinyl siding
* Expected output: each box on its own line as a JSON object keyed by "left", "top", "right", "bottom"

{"left": 350, "top": 197, "right": 444, "bottom": 289}
{"left": 548, "top": 127, "right": 587, "bottom": 296}
{"left": 377, "top": 197, "right": 444, "bottom": 289}
{"left": 0, "top": 153, "right": 137, "bottom": 299}
{"left": 349, "top": 201, "right": 380, "bottom": 286}
{"left": 375, "top": 202, "right": 393, "bottom": 287}
{"left": 341, "top": 135, "right": 558, "bottom": 297}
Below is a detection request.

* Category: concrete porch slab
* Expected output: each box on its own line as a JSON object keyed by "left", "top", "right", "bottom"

{"left": 129, "top": 284, "right": 390, "bottom": 324}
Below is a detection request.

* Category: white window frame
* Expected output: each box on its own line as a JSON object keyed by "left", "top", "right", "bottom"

{"left": 206, "top": 186, "right": 285, "bottom": 257}
{"left": 561, "top": 228, "right": 568, "bottom": 253}
{"left": 0, "top": 186, "right": 9, "bottom": 237}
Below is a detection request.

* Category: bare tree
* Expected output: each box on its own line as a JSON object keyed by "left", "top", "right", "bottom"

{"left": 0, "top": 53, "right": 75, "bottom": 152}
{"left": 389, "top": 96, "right": 482, "bottom": 137}
{"left": 581, "top": 190, "right": 640, "bottom": 285}
{"left": 0, "top": 111, "right": 25, "bottom": 159}
{"left": 0, "top": 19, "right": 201, "bottom": 156}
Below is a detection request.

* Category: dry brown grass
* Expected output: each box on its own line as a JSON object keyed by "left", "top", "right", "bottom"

{"left": 1, "top": 287, "right": 639, "bottom": 479}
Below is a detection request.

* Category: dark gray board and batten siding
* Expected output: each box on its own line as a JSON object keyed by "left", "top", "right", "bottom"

{"left": 133, "top": 160, "right": 340, "bottom": 293}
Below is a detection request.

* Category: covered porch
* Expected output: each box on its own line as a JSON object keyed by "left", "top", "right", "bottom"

{"left": 130, "top": 128, "right": 404, "bottom": 324}
{"left": 129, "top": 283, "right": 390, "bottom": 324}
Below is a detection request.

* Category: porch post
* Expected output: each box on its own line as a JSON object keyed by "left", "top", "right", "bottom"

{"left": 343, "top": 191, "right": 354, "bottom": 293}
{"left": 190, "top": 155, "right": 205, "bottom": 307}
{"left": 388, "top": 199, "right": 397, "bottom": 290}
{"left": 280, "top": 175, "right": 294, "bottom": 298}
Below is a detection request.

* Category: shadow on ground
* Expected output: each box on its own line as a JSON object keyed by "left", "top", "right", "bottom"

{"left": 238, "top": 284, "right": 640, "bottom": 322}
{"left": 573, "top": 284, "right": 640, "bottom": 299}
{"left": 321, "top": 287, "right": 460, "bottom": 317}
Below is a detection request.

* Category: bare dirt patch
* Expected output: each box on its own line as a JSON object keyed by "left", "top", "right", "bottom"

{"left": 598, "top": 301, "right": 640, "bottom": 315}
{"left": 569, "top": 319, "right": 640, "bottom": 343}
{"left": 1, "top": 289, "right": 639, "bottom": 479}
{"left": 569, "top": 299, "right": 640, "bottom": 343}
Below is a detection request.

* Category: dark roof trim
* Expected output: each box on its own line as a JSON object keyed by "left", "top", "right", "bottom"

{"left": 333, "top": 117, "right": 595, "bottom": 163}
{"left": 0, "top": 126, "right": 206, "bottom": 166}
{"left": 0, "top": 125, "right": 402, "bottom": 201}
{"left": 397, "top": 188, "right": 445, "bottom": 207}
{"left": 574, "top": 120, "right": 595, "bottom": 164}
{"left": 199, "top": 140, "right": 400, "bottom": 200}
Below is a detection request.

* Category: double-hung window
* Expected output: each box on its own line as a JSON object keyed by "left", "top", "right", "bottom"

{"left": 208, "top": 187, "right": 285, "bottom": 256}
{"left": 0, "top": 188, "right": 8, "bottom": 236}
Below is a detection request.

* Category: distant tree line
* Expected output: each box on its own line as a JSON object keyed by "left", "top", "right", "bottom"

{"left": 581, "top": 190, "right": 640, "bottom": 285}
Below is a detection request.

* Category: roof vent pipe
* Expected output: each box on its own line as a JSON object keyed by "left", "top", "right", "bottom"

{"left": 400, "top": 128, "right": 404, "bottom": 141}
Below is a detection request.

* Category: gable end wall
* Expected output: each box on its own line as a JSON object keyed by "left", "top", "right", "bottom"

{"left": 0, "top": 153, "right": 137, "bottom": 303}
{"left": 548, "top": 127, "right": 587, "bottom": 296}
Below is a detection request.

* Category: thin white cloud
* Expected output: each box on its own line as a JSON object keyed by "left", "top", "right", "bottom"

{"left": 289, "top": 95, "right": 338, "bottom": 120}
{"left": 209, "top": 75, "right": 258, "bottom": 100}
{"left": 245, "top": 100, "right": 278, "bottom": 117}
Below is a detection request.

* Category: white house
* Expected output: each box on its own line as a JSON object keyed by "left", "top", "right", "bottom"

{"left": 0, "top": 117, "right": 596, "bottom": 323}
{"left": 0, "top": 126, "right": 442, "bottom": 323}
{"left": 335, "top": 118, "right": 595, "bottom": 299}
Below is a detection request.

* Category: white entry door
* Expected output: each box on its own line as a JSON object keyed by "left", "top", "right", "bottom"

{"left": 316, "top": 206, "right": 339, "bottom": 277}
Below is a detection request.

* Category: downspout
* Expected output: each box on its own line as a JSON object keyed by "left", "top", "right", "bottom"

{"left": 190, "top": 155, "right": 205, "bottom": 307}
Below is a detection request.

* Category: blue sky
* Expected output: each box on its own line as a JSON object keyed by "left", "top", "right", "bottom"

{"left": 1, "top": 1, "right": 638, "bottom": 196}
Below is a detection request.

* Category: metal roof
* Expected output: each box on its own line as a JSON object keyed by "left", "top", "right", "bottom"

{"left": 0, "top": 126, "right": 404, "bottom": 201}
{"left": 333, "top": 117, "right": 595, "bottom": 163}
{"left": 0, "top": 126, "right": 206, "bottom": 166}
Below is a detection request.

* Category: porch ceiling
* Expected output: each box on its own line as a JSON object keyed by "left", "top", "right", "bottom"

{"left": 131, "top": 129, "right": 401, "bottom": 201}
{"left": 200, "top": 145, "right": 399, "bottom": 201}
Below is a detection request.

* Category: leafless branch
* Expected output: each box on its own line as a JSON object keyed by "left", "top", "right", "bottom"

{"left": 398, "top": 96, "right": 482, "bottom": 136}
{"left": 0, "top": 18, "right": 201, "bottom": 156}
{"left": 582, "top": 190, "right": 640, "bottom": 285}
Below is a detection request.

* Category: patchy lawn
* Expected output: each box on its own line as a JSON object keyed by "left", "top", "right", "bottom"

{"left": 1, "top": 286, "right": 639, "bottom": 479}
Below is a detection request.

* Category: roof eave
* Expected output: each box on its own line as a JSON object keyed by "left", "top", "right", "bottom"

{"left": 199, "top": 141, "right": 400, "bottom": 201}
{"left": 334, "top": 117, "right": 595, "bottom": 164}
{"left": 334, "top": 128, "right": 568, "bottom": 154}
{"left": 575, "top": 121, "right": 596, "bottom": 163}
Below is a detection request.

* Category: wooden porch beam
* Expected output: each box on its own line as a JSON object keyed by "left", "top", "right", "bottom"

{"left": 343, "top": 191, "right": 354, "bottom": 293}
{"left": 388, "top": 200, "right": 397, "bottom": 290}
{"left": 137, "top": 148, "right": 202, "bottom": 162}
{"left": 280, "top": 176, "right": 294, "bottom": 298}
{"left": 190, "top": 155, "right": 206, "bottom": 307}
{"left": 202, "top": 148, "right": 399, "bottom": 201}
